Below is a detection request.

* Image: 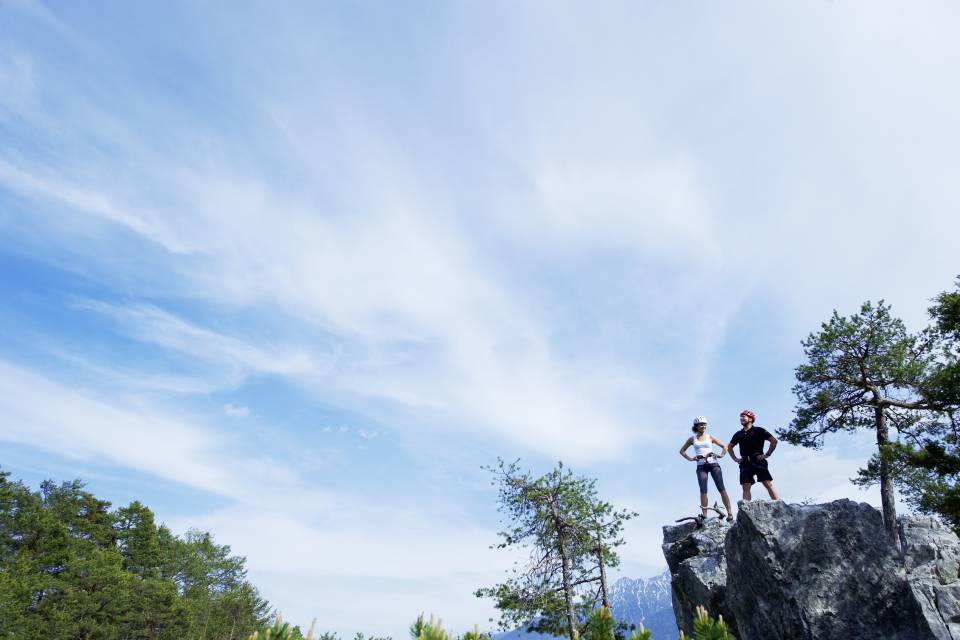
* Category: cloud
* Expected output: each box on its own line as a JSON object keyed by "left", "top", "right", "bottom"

{"left": 224, "top": 403, "right": 251, "bottom": 418}
{"left": 168, "top": 503, "right": 515, "bottom": 637}
{"left": 76, "top": 301, "right": 320, "bottom": 376}
{"left": 0, "top": 359, "right": 234, "bottom": 496}
{"left": 357, "top": 429, "right": 377, "bottom": 440}
{"left": 1, "top": 148, "right": 661, "bottom": 460}
{"left": 0, "top": 51, "right": 35, "bottom": 114}
{"left": 0, "top": 359, "right": 338, "bottom": 510}
{"left": 0, "top": 358, "right": 510, "bottom": 634}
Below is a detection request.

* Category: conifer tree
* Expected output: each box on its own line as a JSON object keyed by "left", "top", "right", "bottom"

{"left": 0, "top": 467, "right": 269, "bottom": 639}
{"left": 779, "top": 300, "right": 932, "bottom": 547}
{"left": 476, "top": 460, "right": 634, "bottom": 640}
{"left": 859, "top": 277, "right": 960, "bottom": 534}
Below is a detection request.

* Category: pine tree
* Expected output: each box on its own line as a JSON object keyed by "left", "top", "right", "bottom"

{"left": 860, "top": 277, "right": 960, "bottom": 534}
{"left": 779, "top": 301, "right": 933, "bottom": 547}
{"left": 476, "top": 460, "right": 634, "bottom": 640}
{"left": 0, "top": 467, "right": 269, "bottom": 639}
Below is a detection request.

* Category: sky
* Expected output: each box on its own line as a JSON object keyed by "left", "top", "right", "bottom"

{"left": 1, "top": 0, "right": 960, "bottom": 636}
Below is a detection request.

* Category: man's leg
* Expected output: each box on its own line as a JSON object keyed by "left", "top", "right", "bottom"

{"left": 761, "top": 480, "right": 779, "bottom": 500}
{"left": 720, "top": 490, "right": 734, "bottom": 520}
{"left": 741, "top": 482, "right": 752, "bottom": 501}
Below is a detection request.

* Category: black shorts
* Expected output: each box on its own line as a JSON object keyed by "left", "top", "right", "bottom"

{"left": 739, "top": 458, "right": 773, "bottom": 485}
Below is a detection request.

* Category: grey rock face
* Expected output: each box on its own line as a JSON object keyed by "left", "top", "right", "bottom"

{"left": 901, "top": 516, "right": 960, "bottom": 640}
{"left": 662, "top": 518, "right": 732, "bottom": 637}
{"left": 663, "top": 499, "right": 960, "bottom": 640}
{"left": 727, "top": 499, "right": 933, "bottom": 640}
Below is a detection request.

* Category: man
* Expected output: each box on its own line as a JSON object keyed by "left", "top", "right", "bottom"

{"left": 727, "top": 409, "right": 779, "bottom": 501}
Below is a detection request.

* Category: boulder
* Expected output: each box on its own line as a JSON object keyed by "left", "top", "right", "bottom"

{"left": 726, "top": 499, "right": 934, "bottom": 639}
{"left": 663, "top": 499, "right": 960, "bottom": 639}
{"left": 662, "top": 518, "right": 732, "bottom": 637}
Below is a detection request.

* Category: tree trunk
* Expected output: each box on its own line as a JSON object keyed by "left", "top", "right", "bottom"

{"left": 596, "top": 538, "right": 609, "bottom": 610}
{"left": 875, "top": 405, "right": 900, "bottom": 550}
{"left": 558, "top": 527, "right": 579, "bottom": 640}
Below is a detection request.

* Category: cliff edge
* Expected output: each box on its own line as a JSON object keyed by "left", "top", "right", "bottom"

{"left": 662, "top": 499, "right": 960, "bottom": 640}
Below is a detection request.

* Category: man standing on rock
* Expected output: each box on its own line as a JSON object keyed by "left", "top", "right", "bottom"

{"left": 727, "top": 409, "right": 779, "bottom": 502}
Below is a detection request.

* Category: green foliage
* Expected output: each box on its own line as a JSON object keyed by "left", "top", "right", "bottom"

{"left": 780, "top": 299, "right": 936, "bottom": 543}
{"left": 0, "top": 467, "right": 270, "bottom": 639}
{"left": 461, "top": 624, "right": 487, "bottom": 640}
{"left": 249, "top": 614, "right": 317, "bottom": 639}
{"left": 855, "top": 439, "right": 960, "bottom": 533}
{"left": 408, "top": 613, "right": 485, "bottom": 640}
{"left": 853, "top": 277, "right": 960, "bottom": 535}
{"left": 409, "top": 613, "right": 453, "bottom": 640}
{"left": 781, "top": 300, "right": 930, "bottom": 449}
{"left": 582, "top": 607, "right": 616, "bottom": 640}
{"left": 476, "top": 459, "right": 635, "bottom": 640}
{"left": 923, "top": 279, "right": 960, "bottom": 408}
{"left": 678, "top": 605, "right": 735, "bottom": 640}
{"left": 919, "top": 276, "right": 960, "bottom": 414}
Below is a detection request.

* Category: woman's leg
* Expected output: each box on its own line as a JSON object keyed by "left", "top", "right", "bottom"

{"left": 709, "top": 465, "right": 734, "bottom": 520}
{"left": 697, "top": 466, "right": 709, "bottom": 517}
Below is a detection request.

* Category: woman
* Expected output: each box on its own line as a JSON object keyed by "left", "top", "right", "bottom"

{"left": 679, "top": 416, "right": 734, "bottom": 522}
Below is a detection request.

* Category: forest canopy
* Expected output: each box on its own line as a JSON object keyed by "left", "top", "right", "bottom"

{"left": 0, "top": 467, "right": 270, "bottom": 639}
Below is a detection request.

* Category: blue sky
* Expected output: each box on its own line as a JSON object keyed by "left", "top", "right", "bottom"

{"left": 2, "top": 0, "right": 960, "bottom": 635}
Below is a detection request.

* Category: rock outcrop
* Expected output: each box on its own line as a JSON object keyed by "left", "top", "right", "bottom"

{"left": 662, "top": 499, "right": 960, "bottom": 640}
{"left": 662, "top": 517, "right": 731, "bottom": 635}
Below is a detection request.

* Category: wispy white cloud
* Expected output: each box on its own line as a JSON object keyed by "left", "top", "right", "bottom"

{"left": 74, "top": 300, "right": 324, "bottom": 382}
{"left": 0, "top": 51, "right": 35, "bottom": 114}
{"left": 0, "top": 359, "right": 234, "bottom": 496}
{"left": 169, "top": 503, "right": 515, "bottom": 636}
{"left": 0, "top": 358, "right": 507, "bottom": 635}
{"left": 0, "top": 359, "right": 342, "bottom": 512}
{"left": 224, "top": 403, "right": 251, "bottom": 418}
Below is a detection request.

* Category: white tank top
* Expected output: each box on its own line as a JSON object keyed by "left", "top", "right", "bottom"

{"left": 692, "top": 435, "right": 716, "bottom": 464}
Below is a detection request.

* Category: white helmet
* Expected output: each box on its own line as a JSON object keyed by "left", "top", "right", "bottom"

{"left": 693, "top": 416, "right": 708, "bottom": 426}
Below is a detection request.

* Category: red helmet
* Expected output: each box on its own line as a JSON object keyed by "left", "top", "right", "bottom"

{"left": 740, "top": 409, "right": 756, "bottom": 422}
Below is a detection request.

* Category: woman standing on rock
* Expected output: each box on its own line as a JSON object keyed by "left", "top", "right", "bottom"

{"left": 680, "top": 416, "right": 735, "bottom": 522}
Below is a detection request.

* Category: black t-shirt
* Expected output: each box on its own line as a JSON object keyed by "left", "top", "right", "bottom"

{"left": 730, "top": 426, "right": 771, "bottom": 459}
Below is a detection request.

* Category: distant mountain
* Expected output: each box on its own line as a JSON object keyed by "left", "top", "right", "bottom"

{"left": 608, "top": 570, "right": 675, "bottom": 640}
{"left": 494, "top": 569, "right": 676, "bottom": 640}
